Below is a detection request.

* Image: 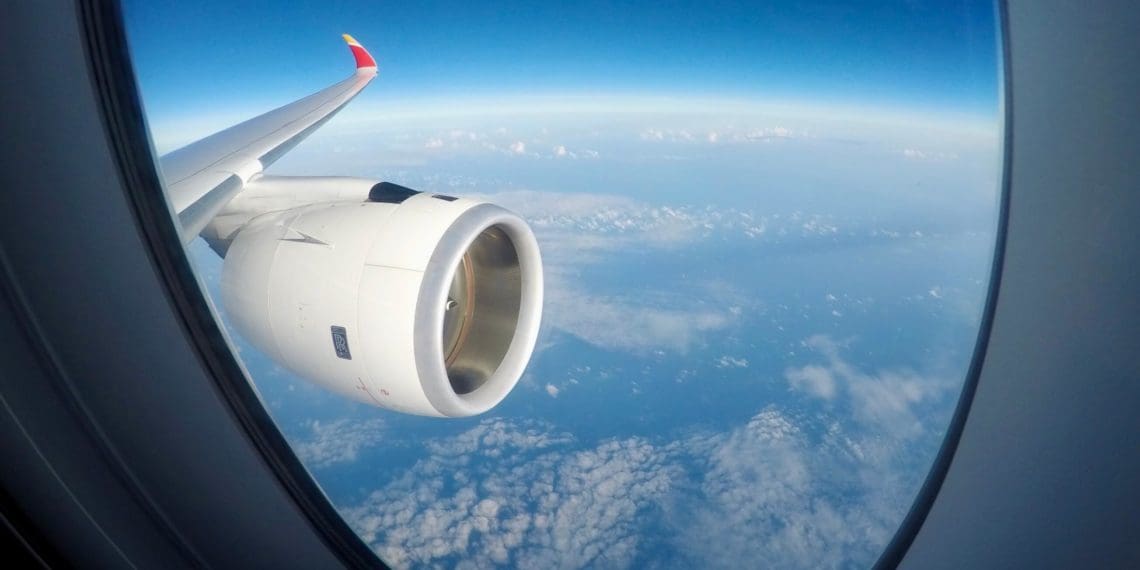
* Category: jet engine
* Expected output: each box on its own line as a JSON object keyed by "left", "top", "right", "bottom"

{"left": 215, "top": 179, "right": 543, "bottom": 417}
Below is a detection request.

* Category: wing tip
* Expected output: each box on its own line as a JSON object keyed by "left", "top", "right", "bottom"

{"left": 343, "top": 33, "right": 378, "bottom": 72}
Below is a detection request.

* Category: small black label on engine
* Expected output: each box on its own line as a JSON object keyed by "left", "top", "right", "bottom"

{"left": 331, "top": 326, "right": 352, "bottom": 360}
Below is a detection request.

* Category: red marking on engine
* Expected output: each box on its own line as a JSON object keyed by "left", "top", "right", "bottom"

{"left": 356, "top": 378, "right": 384, "bottom": 406}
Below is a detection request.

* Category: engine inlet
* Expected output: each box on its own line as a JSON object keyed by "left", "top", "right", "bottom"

{"left": 442, "top": 226, "right": 522, "bottom": 394}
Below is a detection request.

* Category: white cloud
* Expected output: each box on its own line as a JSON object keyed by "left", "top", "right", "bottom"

{"left": 460, "top": 192, "right": 859, "bottom": 274}
{"left": 653, "top": 125, "right": 793, "bottom": 144}
{"left": 289, "top": 418, "right": 386, "bottom": 469}
{"left": 786, "top": 364, "right": 837, "bottom": 400}
{"left": 544, "top": 287, "right": 734, "bottom": 353}
{"left": 769, "top": 126, "right": 792, "bottom": 138}
{"left": 548, "top": 144, "right": 595, "bottom": 159}
{"left": 714, "top": 355, "right": 749, "bottom": 369}
{"left": 545, "top": 384, "right": 560, "bottom": 398}
{"left": 423, "top": 418, "right": 573, "bottom": 459}
{"left": 637, "top": 128, "right": 697, "bottom": 143}
{"left": 640, "top": 128, "right": 665, "bottom": 141}
{"left": 901, "top": 148, "right": 959, "bottom": 161}
{"left": 424, "top": 137, "right": 444, "bottom": 149}
{"left": 478, "top": 191, "right": 773, "bottom": 264}
{"left": 509, "top": 140, "right": 527, "bottom": 154}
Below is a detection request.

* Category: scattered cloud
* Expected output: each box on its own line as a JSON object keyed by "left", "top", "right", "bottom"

{"left": 640, "top": 125, "right": 796, "bottom": 144}
{"left": 423, "top": 418, "right": 573, "bottom": 459}
{"left": 901, "top": 148, "right": 959, "bottom": 161}
{"left": 289, "top": 418, "right": 386, "bottom": 469}
{"left": 639, "top": 128, "right": 695, "bottom": 142}
{"left": 509, "top": 140, "right": 527, "bottom": 154}
{"left": 714, "top": 355, "right": 749, "bottom": 369}
{"left": 424, "top": 137, "right": 444, "bottom": 149}
{"left": 545, "top": 384, "right": 560, "bottom": 398}
{"left": 479, "top": 191, "right": 774, "bottom": 264}
{"left": 548, "top": 144, "right": 597, "bottom": 160}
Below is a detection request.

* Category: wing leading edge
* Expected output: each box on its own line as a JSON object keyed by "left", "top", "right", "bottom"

{"left": 161, "top": 35, "right": 378, "bottom": 243}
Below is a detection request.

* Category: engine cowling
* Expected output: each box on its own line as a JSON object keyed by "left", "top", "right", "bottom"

{"left": 219, "top": 189, "right": 543, "bottom": 417}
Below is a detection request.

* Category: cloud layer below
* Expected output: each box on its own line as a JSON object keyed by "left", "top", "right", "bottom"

{"left": 311, "top": 337, "right": 952, "bottom": 568}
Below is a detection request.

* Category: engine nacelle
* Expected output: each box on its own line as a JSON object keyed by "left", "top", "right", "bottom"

{"left": 220, "top": 190, "right": 543, "bottom": 417}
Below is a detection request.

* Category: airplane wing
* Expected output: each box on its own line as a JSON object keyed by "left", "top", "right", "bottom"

{"left": 144, "top": 33, "right": 542, "bottom": 419}
{"left": 160, "top": 34, "right": 378, "bottom": 243}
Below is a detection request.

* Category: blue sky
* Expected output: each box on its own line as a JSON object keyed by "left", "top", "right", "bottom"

{"left": 123, "top": 0, "right": 1000, "bottom": 125}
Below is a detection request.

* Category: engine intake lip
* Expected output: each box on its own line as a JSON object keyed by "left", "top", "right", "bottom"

{"left": 414, "top": 203, "right": 543, "bottom": 417}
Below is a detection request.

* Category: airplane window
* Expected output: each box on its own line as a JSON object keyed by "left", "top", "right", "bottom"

{"left": 122, "top": 1, "right": 1002, "bottom": 567}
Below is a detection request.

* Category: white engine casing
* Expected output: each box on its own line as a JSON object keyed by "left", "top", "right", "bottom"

{"left": 220, "top": 192, "right": 543, "bottom": 417}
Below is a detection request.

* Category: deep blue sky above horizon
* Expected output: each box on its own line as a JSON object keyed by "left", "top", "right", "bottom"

{"left": 122, "top": 0, "right": 1000, "bottom": 123}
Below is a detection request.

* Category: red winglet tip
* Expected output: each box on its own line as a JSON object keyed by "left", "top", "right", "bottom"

{"left": 342, "top": 34, "right": 377, "bottom": 70}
